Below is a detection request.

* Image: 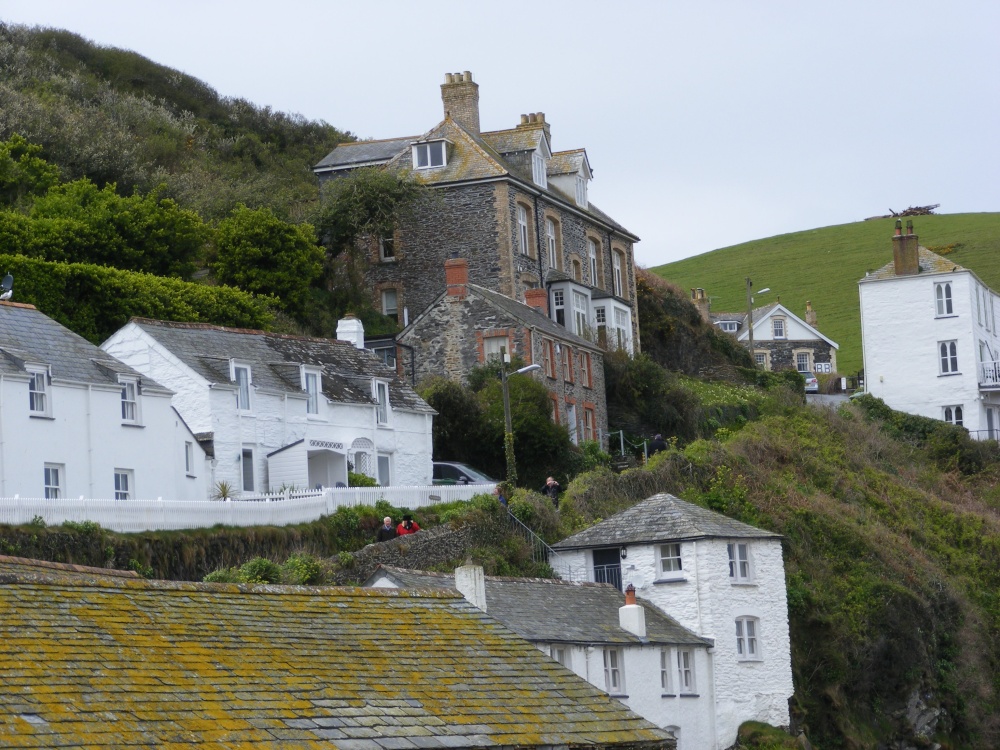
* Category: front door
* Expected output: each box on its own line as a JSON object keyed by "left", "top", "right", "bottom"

{"left": 592, "top": 547, "right": 622, "bottom": 591}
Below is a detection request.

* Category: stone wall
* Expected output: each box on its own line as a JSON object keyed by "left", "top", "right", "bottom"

{"left": 757, "top": 340, "right": 836, "bottom": 372}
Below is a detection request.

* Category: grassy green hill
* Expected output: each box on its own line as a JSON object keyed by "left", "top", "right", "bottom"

{"left": 650, "top": 213, "right": 1000, "bottom": 374}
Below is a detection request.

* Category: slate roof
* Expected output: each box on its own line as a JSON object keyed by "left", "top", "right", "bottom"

{"left": 480, "top": 126, "right": 546, "bottom": 155}
{"left": 367, "top": 566, "right": 710, "bottom": 648}
{"left": 547, "top": 149, "right": 589, "bottom": 177}
{"left": 128, "top": 318, "right": 434, "bottom": 414}
{"left": 313, "top": 136, "right": 419, "bottom": 170}
{"left": 860, "top": 245, "right": 967, "bottom": 281}
{"left": 0, "top": 302, "right": 167, "bottom": 391}
{"left": 0, "top": 566, "right": 673, "bottom": 749}
{"left": 552, "top": 493, "right": 782, "bottom": 551}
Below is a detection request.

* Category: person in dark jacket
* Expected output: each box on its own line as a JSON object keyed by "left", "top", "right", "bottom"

{"left": 540, "top": 476, "right": 561, "bottom": 507}
{"left": 397, "top": 514, "right": 420, "bottom": 535}
{"left": 375, "top": 516, "right": 397, "bottom": 542}
{"left": 649, "top": 433, "right": 668, "bottom": 455}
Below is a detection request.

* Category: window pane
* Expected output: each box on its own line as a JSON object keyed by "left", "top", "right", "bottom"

{"left": 242, "top": 449, "right": 254, "bottom": 492}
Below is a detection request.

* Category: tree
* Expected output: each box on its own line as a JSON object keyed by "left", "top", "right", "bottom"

{"left": 0, "top": 134, "right": 61, "bottom": 207}
{"left": 212, "top": 205, "right": 324, "bottom": 316}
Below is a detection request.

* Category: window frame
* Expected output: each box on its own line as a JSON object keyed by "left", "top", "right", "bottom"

{"left": 28, "top": 366, "right": 49, "bottom": 416}
{"left": 532, "top": 150, "right": 547, "bottom": 188}
{"left": 303, "top": 368, "right": 321, "bottom": 415}
{"left": 658, "top": 542, "right": 684, "bottom": 579}
{"left": 378, "top": 236, "right": 396, "bottom": 263}
{"left": 660, "top": 648, "right": 672, "bottom": 693}
{"left": 114, "top": 468, "right": 134, "bottom": 501}
{"left": 614, "top": 308, "right": 630, "bottom": 351}
{"left": 581, "top": 352, "right": 593, "bottom": 388}
{"left": 795, "top": 351, "right": 812, "bottom": 373}
{"left": 612, "top": 251, "right": 623, "bottom": 297}
{"left": 377, "top": 453, "right": 391, "bottom": 486}
{"left": 44, "top": 463, "right": 63, "bottom": 499}
{"left": 735, "top": 616, "right": 762, "bottom": 661}
{"left": 575, "top": 175, "right": 587, "bottom": 207}
{"left": 943, "top": 405, "right": 964, "bottom": 426}
{"left": 552, "top": 288, "right": 566, "bottom": 326}
{"left": 374, "top": 379, "right": 390, "bottom": 425}
{"left": 412, "top": 140, "right": 447, "bottom": 170}
{"left": 939, "top": 340, "right": 959, "bottom": 375}
{"left": 603, "top": 647, "right": 625, "bottom": 695}
{"left": 728, "top": 541, "right": 753, "bottom": 583}
{"left": 550, "top": 645, "right": 570, "bottom": 668}
{"left": 583, "top": 407, "right": 595, "bottom": 442}
{"left": 517, "top": 204, "right": 531, "bottom": 256}
{"left": 546, "top": 218, "right": 559, "bottom": 269}
{"left": 719, "top": 321, "right": 738, "bottom": 333}
{"left": 572, "top": 290, "right": 589, "bottom": 336}
{"left": 588, "top": 238, "right": 599, "bottom": 286}
{"left": 381, "top": 288, "right": 399, "bottom": 325}
{"left": 119, "top": 377, "right": 140, "bottom": 424}
{"left": 772, "top": 318, "right": 786, "bottom": 339}
{"left": 232, "top": 363, "right": 252, "bottom": 412}
{"left": 543, "top": 339, "right": 556, "bottom": 379}
{"left": 241, "top": 448, "right": 255, "bottom": 493}
{"left": 184, "top": 441, "right": 195, "bottom": 476}
{"left": 483, "top": 335, "right": 509, "bottom": 363}
{"left": 676, "top": 648, "right": 696, "bottom": 693}
{"left": 561, "top": 345, "right": 573, "bottom": 383}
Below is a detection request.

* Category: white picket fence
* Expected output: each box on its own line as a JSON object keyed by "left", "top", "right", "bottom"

{"left": 0, "top": 484, "right": 496, "bottom": 534}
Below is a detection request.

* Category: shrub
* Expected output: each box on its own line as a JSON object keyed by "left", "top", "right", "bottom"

{"left": 348, "top": 471, "right": 378, "bottom": 487}
{"left": 237, "top": 557, "right": 281, "bottom": 584}
{"left": 282, "top": 553, "right": 322, "bottom": 585}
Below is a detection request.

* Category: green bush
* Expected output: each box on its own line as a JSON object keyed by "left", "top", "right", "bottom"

{"left": 348, "top": 471, "right": 379, "bottom": 488}
{"left": 237, "top": 557, "right": 282, "bottom": 584}
{"left": 281, "top": 553, "right": 322, "bottom": 585}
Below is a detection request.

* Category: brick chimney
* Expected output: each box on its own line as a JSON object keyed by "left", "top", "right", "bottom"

{"left": 524, "top": 287, "right": 548, "bottom": 315}
{"left": 691, "top": 287, "right": 710, "bottom": 322}
{"left": 805, "top": 300, "right": 817, "bottom": 328}
{"left": 336, "top": 314, "right": 365, "bottom": 349}
{"left": 516, "top": 111, "right": 551, "bottom": 143}
{"left": 455, "top": 565, "right": 487, "bottom": 612}
{"left": 892, "top": 219, "right": 920, "bottom": 276}
{"left": 619, "top": 583, "right": 646, "bottom": 637}
{"left": 445, "top": 257, "right": 468, "bottom": 298}
{"left": 441, "top": 71, "right": 480, "bottom": 135}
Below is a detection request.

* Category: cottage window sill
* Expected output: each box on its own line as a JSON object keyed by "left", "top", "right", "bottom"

{"left": 938, "top": 372, "right": 961, "bottom": 377}
{"left": 29, "top": 414, "right": 55, "bottom": 420}
{"left": 730, "top": 581, "right": 758, "bottom": 587}
{"left": 661, "top": 693, "right": 676, "bottom": 698}
{"left": 121, "top": 423, "right": 145, "bottom": 429}
{"left": 608, "top": 693, "right": 628, "bottom": 699}
{"left": 680, "top": 693, "right": 700, "bottom": 698}
{"left": 653, "top": 577, "right": 688, "bottom": 585}
{"left": 935, "top": 314, "right": 958, "bottom": 319}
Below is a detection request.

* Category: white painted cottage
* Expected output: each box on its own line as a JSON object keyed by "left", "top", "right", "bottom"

{"left": 0, "top": 301, "right": 208, "bottom": 501}
{"left": 859, "top": 221, "right": 1000, "bottom": 439}
{"left": 550, "top": 493, "right": 794, "bottom": 750}
{"left": 102, "top": 317, "right": 435, "bottom": 495}
{"left": 365, "top": 564, "right": 713, "bottom": 750}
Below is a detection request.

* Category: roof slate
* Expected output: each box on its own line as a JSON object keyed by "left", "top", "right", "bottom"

{"left": 369, "top": 566, "right": 710, "bottom": 648}
{"left": 0, "top": 568, "right": 672, "bottom": 749}
{"left": 861, "top": 245, "right": 966, "bottom": 281}
{"left": 129, "top": 318, "right": 434, "bottom": 413}
{"left": 552, "top": 493, "right": 781, "bottom": 550}
{"left": 0, "top": 302, "right": 165, "bottom": 390}
{"left": 468, "top": 285, "right": 602, "bottom": 352}
{"left": 314, "top": 136, "right": 419, "bottom": 169}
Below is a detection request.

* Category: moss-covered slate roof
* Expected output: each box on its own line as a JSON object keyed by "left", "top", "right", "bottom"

{"left": 0, "top": 570, "right": 673, "bottom": 749}
{"left": 860, "top": 245, "right": 967, "bottom": 281}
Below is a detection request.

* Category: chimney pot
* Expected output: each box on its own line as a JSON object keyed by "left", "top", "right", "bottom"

{"left": 619, "top": 584, "right": 646, "bottom": 637}
{"left": 520, "top": 114, "right": 529, "bottom": 125}
{"left": 440, "top": 71, "right": 480, "bottom": 134}
{"left": 625, "top": 583, "right": 636, "bottom": 605}
{"left": 892, "top": 226, "right": 920, "bottom": 276}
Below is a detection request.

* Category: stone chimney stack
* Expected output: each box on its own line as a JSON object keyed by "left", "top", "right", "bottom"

{"left": 805, "top": 300, "right": 817, "bottom": 328}
{"left": 516, "top": 111, "right": 551, "bottom": 143}
{"left": 445, "top": 257, "right": 469, "bottom": 299}
{"left": 691, "top": 287, "right": 710, "bottom": 322}
{"left": 524, "top": 288, "right": 549, "bottom": 315}
{"left": 892, "top": 219, "right": 920, "bottom": 276}
{"left": 441, "top": 71, "right": 480, "bottom": 135}
{"left": 455, "top": 565, "right": 487, "bottom": 612}
{"left": 336, "top": 314, "right": 365, "bottom": 349}
{"left": 619, "top": 584, "right": 646, "bottom": 637}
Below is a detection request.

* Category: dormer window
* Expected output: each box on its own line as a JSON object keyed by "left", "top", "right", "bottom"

{"left": 718, "top": 321, "right": 738, "bottom": 333}
{"left": 373, "top": 380, "right": 390, "bottom": 425}
{"left": 232, "top": 363, "right": 252, "bottom": 412}
{"left": 576, "top": 175, "right": 588, "bottom": 207}
{"left": 28, "top": 366, "right": 49, "bottom": 416}
{"left": 412, "top": 140, "right": 447, "bottom": 169}
{"left": 120, "top": 377, "right": 141, "bottom": 424}
{"left": 532, "top": 151, "right": 547, "bottom": 188}
{"left": 302, "top": 368, "right": 321, "bottom": 415}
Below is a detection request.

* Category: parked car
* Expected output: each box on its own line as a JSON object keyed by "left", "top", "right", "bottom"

{"left": 803, "top": 372, "right": 819, "bottom": 393}
{"left": 432, "top": 462, "right": 496, "bottom": 485}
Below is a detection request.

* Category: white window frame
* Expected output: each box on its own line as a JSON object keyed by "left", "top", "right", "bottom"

{"left": 532, "top": 150, "right": 547, "bottom": 188}
{"left": 381, "top": 288, "right": 399, "bottom": 324}
{"left": 377, "top": 453, "right": 391, "bottom": 486}
{"left": 379, "top": 236, "right": 395, "bottom": 262}
{"left": 614, "top": 308, "right": 630, "bottom": 352}
{"left": 612, "top": 251, "right": 623, "bottom": 297}
{"left": 303, "top": 369, "right": 321, "bottom": 415}
{"left": 546, "top": 218, "right": 558, "bottom": 268}
{"left": 572, "top": 290, "right": 589, "bottom": 336}
{"left": 676, "top": 649, "right": 696, "bottom": 693}
{"left": 120, "top": 377, "right": 140, "bottom": 424}
{"left": 943, "top": 405, "right": 964, "bottom": 426}
{"left": 184, "top": 441, "right": 195, "bottom": 476}
{"left": 736, "top": 616, "right": 761, "bottom": 661}
{"left": 935, "top": 282, "right": 953, "bottom": 316}
{"left": 583, "top": 406, "right": 595, "bottom": 441}
{"left": 795, "top": 352, "right": 812, "bottom": 373}
{"left": 719, "top": 321, "right": 738, "bottom": 333}
{"left": 939, "top": 340, "right": 959, "bottom": 375}
{"left": 518, "top": 205, "right": 530, "bottom": 256}
{"left": 603, "top": 647, "right": 624, "bottom": 694}
{"left": 728, "top": 541, "right": 753, "bottom": 583}
{"left": 374, "top": 380, "right": 390, "bottom": 425}
{"left": 594, "top": 306, "right": 606, "bottom": 326}
{"left": 241, "top": 447, "right": 255, "bottom": 492}
{"left": 44, "top": 463, "right": 63, "bottom": 499}
{"left": 484, "top": 336, "right": 509, "bottom": 362}
{"left": 114, "top": 469, "right": 134, "bottom": 501}
{"left": 549, "top": 645, "right": 570, "bottom": 668}
{"left": 28, "top": 367, "right": 49, "bottom": 416}
{"left": 232, "top": 363, "right": 252, "bottom": 412}
{"left": 412, "top": 140, "right": 446, "bottom": 169}
{"left": 658, "top": 542, "right": 684, "bottom": 579}
{"left": 772, "top": 318, "right": 786, "bottom": 339}
{"left": 588, "top": 238, "right": 598, "bottom": 284}
{"left": 660, "top": 649, "right": 672, "bottom": 693}
{"left": 575, "top": 175, "right": 587, "bottom": 207}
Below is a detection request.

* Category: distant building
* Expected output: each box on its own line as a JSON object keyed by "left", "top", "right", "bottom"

{"left": 314, "top": 71, "right": 640, "bottom": 361}
{"left": 102, "top": 317, "right": 435, "bottom": 494}
{"left": 859, "top": 220, "right": 1000, "bottom": 438}
{"left": 551, "top": 493, "right": 795, "bottom": 749}
{"left": 691, "top": 288, "right": 838, "bottom": 373}
{"left": 397, "top": 257, "right": 608, "bottom": 445}
{"left": 0, "top": 301, "right": 207, "bottom": 501}
{"left": 366, "top": 564, "right": 714, "bottom": 750}
{"left": 0, "top": 554, "right": 674, "bottom": 749}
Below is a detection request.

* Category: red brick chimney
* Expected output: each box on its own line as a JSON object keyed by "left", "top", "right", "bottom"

{"left": 624, "top": 583, "right": 636, "bottom": 605}
{"left": 445, "top": 257, "right": 468, "bottom": 298}
{"left": 892, "top": 219, "right": 919, "bottom": 276}
{"left": 524, "top": 287, "right": 548, "bottom": 315}
{"left": 441, "top": 71, "right": 480, "bottom": 135}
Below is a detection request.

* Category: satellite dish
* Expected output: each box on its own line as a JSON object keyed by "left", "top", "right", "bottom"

{"left": 0, "top": 274, "right": 11, "bottom": 302}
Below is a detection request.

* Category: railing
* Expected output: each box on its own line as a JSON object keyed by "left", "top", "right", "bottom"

{"left": 593, "top": 562, "right": 623, "bottom": 591}
{"left": 0, "top": 484, "right": 495, "bottom": 535}
{"left": 504, "top": 510, "right": 586, "bottom": 580}
{"left": 980, "top": 361, "right": 1000, "bottom": 388}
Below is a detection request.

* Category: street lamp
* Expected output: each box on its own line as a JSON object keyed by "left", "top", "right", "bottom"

{"left": 745, "top": 278, "right": 770, "bottom": 366}
{"left": 500, "top": 347, "right": 541, "bottom": 486}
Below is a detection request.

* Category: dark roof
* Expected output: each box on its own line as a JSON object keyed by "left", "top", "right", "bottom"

{"left": 0, "top": 302, "right": 166, "bottom": 390}
{"left": 367, "top": 566, "right": 710, "bottom": 648}
{"left": 313, "top": 136, "right": 418, "bottom": 170}
{"left": 128, "top": 318, "right": 434, "bottom": 413}
{"left": 861, "top": 245, "right": 966, "bottom": 281}
{"left": 469, "top": 284, "right": 602, "bottom": 353}
{"left": 0, "top": 565, "right": 672, "bottom": 749}
{"left": 553, "top": 493, "right": 782, "bottom": 550}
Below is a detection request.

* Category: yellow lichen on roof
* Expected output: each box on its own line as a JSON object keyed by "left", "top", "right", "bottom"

{"left": 863, "top": 246, "right": 967, "bottom": 281}
{"left": 0, "top": 571, "right": 671, "bottom": 749}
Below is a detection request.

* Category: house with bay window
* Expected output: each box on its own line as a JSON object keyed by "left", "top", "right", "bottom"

{"left": 550, "top": 492, "right": 794, "bottom": 750}
{"left": 859, "top": 220, "right": 1000, "bottom": 438}
{"left": 396, "top": 258, "right": 608, "bottom": 446}
{"left": 0, "top": 301, "right": 208, "bottom": 501}
{"left": 102, "top": 317, "right": 435, "bottom": 495}
{"left": 313, "top": 71, "right": 639, "bottom": 363}
{"left": 365, "top": 564, "right": 712, "bottom": 750}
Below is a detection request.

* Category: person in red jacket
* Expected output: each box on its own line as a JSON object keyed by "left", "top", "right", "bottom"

{"left": 396, "top": 514, "right": 420, "bottom": 535}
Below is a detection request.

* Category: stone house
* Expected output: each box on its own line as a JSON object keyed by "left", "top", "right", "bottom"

{"left": 691, "top": 288, "right": 839, "bottom": 373}
{"left": 0, "top": 554, "right": 675, "bottom": 749}
{"left": 101, "top": 317, "right": 435, "bottom": 494}
{"left": 0, "top": 300, "right": 208, "bottom": 501}
{"left": 313, "top": 71, "right": 640, "bottom": 361}
{"left": 859, "top": 220, "right": 1000, "bottom": 439}
{"left": 366, "top": 564, "right": 715, "bottom": 750}
{"left": 397, "top": 257, "right": 608, "bottom": 445}
{"left": 550, "top": 493, "right": 795, "bottom": 750}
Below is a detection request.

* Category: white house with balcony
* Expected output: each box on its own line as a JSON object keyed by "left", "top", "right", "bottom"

{"left": 859, "top": 222, "right": 1000, "bottom": 439}
{"left": 365, "top": 564, "right": 713, "bottom": 750}
{"left": 102, "top": 317, "right": 435, "bottom": 496}
{"left": 0, "top": 301, "right": 208, "bottom": 501}
{"left": 550, "top": 493, "right": 794, "bottom": 750}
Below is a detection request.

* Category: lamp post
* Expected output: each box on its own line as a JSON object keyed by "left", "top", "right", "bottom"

{"left": 744, "top": 278, "right": 770, "bottom": 366}
{"left": 500, "top": 347, "right": 541, "bottom": 486}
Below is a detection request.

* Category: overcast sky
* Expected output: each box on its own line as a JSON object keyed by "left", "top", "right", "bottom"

{"left": 2, "top": 1, "right": 998, "bottom": 267}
